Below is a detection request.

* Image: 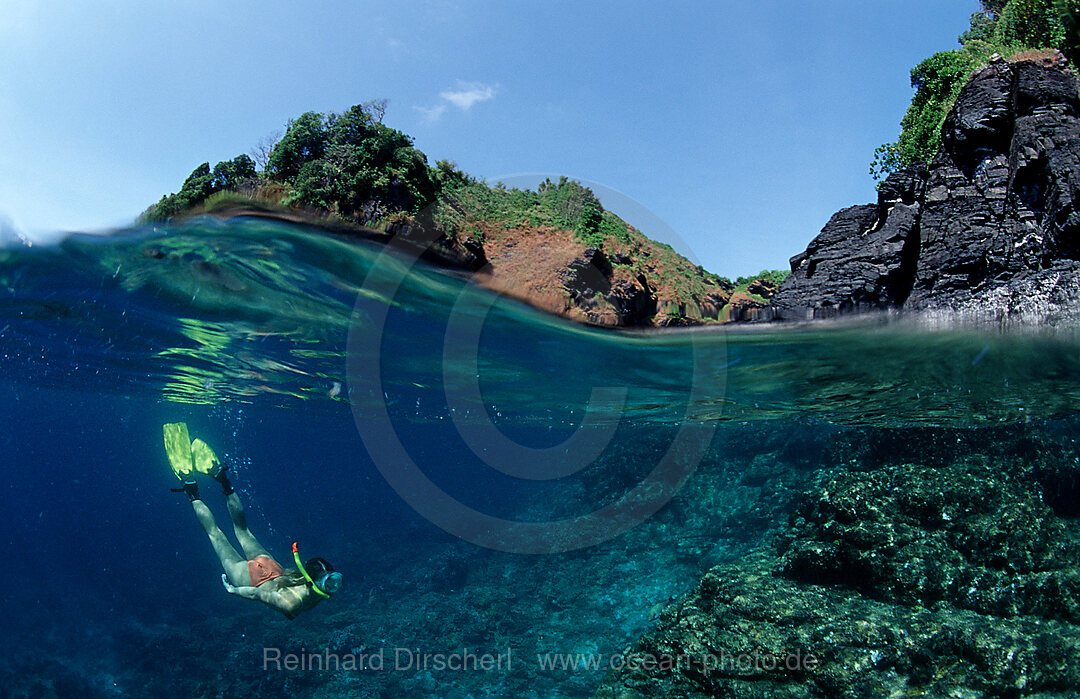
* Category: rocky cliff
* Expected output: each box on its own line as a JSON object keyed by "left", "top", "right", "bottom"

{"left": 772, "top": 54, "right": 1080, "bottom": 326}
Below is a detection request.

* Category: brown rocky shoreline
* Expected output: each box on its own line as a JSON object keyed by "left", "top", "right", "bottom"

{"left": 192, "top": 201, "right": 781, "bottom": 330}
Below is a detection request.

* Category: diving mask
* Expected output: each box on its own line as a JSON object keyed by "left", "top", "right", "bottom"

{"left": 317, "top": 571, "right": 343, "bottom": 595}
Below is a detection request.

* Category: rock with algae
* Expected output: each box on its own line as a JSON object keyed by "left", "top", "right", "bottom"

{"left": 595, "top": 451, "right": 1080, "bottom": 698}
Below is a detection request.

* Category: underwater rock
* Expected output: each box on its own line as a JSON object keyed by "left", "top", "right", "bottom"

{"left": 781, "top": 459, "right": 1080, "bottom": 623}
{"left": 593, "top": 552, "right": 1080, "bottom": 698}
{"left": 597, "top": 443, "right": 1080, "bottom": 697}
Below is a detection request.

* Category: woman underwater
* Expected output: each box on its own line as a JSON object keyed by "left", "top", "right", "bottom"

{"left": 164, "top": 423, "right": 342, "bottom": 619}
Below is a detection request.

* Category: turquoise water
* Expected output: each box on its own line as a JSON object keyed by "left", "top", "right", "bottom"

{"left": 2, "top": 217, "right": 1079, "bottom": 697}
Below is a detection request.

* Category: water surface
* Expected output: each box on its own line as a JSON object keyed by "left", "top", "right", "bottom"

{"left": 2, "top": 218, "right": 1077, "bottom": 697}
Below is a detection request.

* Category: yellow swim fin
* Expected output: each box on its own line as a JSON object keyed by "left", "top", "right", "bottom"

{"left": 163, "top": 422, "right": 194, "bottom": 480}
{"left": 191, "top": 438, "right": 221, "bottom": 477}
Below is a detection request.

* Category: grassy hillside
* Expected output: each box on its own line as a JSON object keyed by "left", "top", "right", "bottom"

{"left": 145, "top": 104, "right": 785, "bottom": 326}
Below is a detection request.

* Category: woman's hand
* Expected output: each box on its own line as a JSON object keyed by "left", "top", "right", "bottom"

{"left": 222, "top": 573, "right": 238, "bottom": 594}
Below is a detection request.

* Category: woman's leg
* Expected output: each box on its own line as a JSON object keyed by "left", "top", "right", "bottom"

{"left": 226, "top": 492, "right": 271, "bottom": 561}
{"left": 192, "top": 500, "right": 250, "bottom": 585}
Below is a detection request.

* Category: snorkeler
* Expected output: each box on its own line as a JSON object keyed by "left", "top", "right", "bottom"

{"left": 163, "top": 423, "right": 342, "bottom": 619}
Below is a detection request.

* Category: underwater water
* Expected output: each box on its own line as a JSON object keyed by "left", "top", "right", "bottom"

{"left": 3, "top": 217, "right": 1080, "bottom": 698}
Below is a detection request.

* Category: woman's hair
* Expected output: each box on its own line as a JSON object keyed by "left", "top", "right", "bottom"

{"left": 278, "top": 559, "right": 335, "bottom": 589}
{"left": 306, "top": 558, "right": 334, "bottom": 576}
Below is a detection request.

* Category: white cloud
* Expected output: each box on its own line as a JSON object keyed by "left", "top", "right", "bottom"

{"left": 440, "top": 82, "right": 497, "bottom": 111}
{"left": 414, "top": 81, "right": 497, "bottom": 123}
{"left": 413, "top": 104, "right": 448, "bottom": 123}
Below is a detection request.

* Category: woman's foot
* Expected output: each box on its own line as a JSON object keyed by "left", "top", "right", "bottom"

{"left": 213, "top": 464, "right": 234, "bottom": 496}
{"left": 170, "top": 479, "right": 201, "bottom": 502}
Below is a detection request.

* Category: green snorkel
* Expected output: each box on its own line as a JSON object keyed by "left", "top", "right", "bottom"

{"left": 292, "top": 541, "right": 331, "bottom": 598}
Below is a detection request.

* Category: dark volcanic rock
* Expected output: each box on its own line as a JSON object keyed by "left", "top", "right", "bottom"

{"left": 722, "top": 277, "right": 779, "bottom": 322}
{"left": 773, "top": 56, "right": 1080, "bottom": 325}
{"left": 608, "top": 278, "right": 658, "bottom": 324}
{"left": 745, "top": 278, "right": 778, "bottom": 299}
{"left": 384, "top": 214, "right": 488, "bottom": 271}
{"left": 724, "top": 291, "right": 773, "bottom": 322}
{"left": 699, "top": 289, "right": 729, "bottom": 320}
{"left": 562, "top": 247, "right": 658, "bottom": 325}
{"left": 771, "top": 186, "right": 921, "bottom": 319}
{"left": 563, "top": 247, "right": 613, "bottom": 298}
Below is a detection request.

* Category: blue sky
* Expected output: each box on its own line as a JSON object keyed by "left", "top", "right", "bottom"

{"left": 0, "top": 1, "right": 977, "bottom": 277}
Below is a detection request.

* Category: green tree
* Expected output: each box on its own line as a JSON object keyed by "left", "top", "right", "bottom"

{"left": 959, "top": 11, "right": 998, "bottom": 43}
{"left": 270, "top": 103, "right": 436, "bottom": 223}
{"left": 143, "top": 162, "right": 215, "bottom": 219}
{"left": 993, "top": 0, "right": 1074, "bottom": 48}
{"left": 1061, "top": 0, "right": 1080, "bottom": 65}
{"left": 267, "top": 111, "right": 328, "bottom": 180}
{"left": 177, "top": 162, "right": 214, "bottom": 204}
{"left": 144, "top": 156, "right": 257, "bottom": 221}
{"left": 870, "top": 49, "right": 978, "bottom": 178}
{"left": 433, "top": 159, "right": 473, "bottom": 190}
{"left": 871, "top": 0, "right": 1080, "bottom": 180}
{"left": 211, "top": 154, "right": 256, "bottom": 190}
{"left": 537, "top": 177, "right": 607, "bottom": 246}
{"left": 902, "top": 51, "right": 980, "bottom": 163}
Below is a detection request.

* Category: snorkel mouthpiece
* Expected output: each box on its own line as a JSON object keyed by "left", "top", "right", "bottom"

{"left": 292, "top": 541, "right": 332, "bottom": 599}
